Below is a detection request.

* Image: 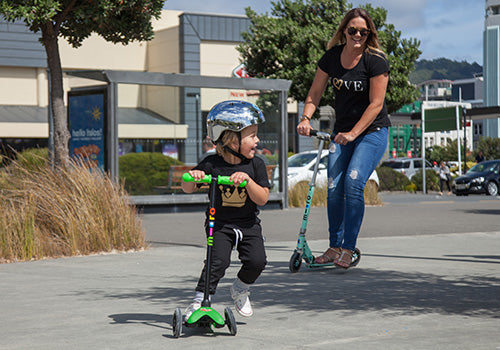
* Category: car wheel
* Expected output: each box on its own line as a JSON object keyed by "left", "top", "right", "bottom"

{"left": 486, "top": 181, "right": 499, "bottom": 196}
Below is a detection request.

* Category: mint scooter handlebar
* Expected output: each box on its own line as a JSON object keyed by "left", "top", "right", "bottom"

{"left": 182, "top": 173, "right": 247, "bottom": 187}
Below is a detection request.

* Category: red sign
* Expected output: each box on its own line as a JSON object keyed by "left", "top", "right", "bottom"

{"left": 407, "top": 150, "right": 412, "bottom": 158}
{"left": 392, "top": 150, "right": 396, "bottom": 158}
{"left": 232, "top": 63, "right": 250, "bottom": 78}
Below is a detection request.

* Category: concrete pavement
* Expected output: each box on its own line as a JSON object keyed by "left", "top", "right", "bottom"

{"left": 1, "top": 193, "right": 499, "bottom": 349}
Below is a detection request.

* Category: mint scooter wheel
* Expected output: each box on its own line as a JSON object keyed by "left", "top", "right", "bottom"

{"left": 351, "top": 248, "right": 361, "bottom": 267}
{"left": 289, "top": 250, "right": 302, "bottom": 273}
{"left": 224, "top": 307, "right": 237, "bottom": 335}
{"left": 172, "top": 308, "right": 183, "bottom": 338}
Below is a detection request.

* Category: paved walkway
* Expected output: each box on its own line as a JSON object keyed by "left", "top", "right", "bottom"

{"left": 1, "top": 194, "right": 499, "bottom": 349}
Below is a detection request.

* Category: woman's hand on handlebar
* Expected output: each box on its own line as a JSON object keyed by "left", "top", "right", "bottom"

{"left": 297, "top": 119, "right": 313, "bottom": 136}
{"left": 333, "top": 132, "right": 355, "bottom": 145}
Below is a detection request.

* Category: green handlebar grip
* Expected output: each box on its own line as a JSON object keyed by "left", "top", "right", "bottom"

{"left": 217, "top": 176, "right": 247, "bottom": 187}
{"left": 182, "top": 173, "right": 212, "bottom": 183}
{"left": 182, "top": 173, "right": 246, "bottom": 187}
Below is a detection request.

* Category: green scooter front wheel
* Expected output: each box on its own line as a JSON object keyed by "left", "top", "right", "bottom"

{"left": 289, "top": 250, "right": 302, "bottom": 273}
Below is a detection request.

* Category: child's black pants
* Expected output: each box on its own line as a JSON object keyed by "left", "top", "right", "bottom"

{"left": 195, "top": 223, "right": 267, "bottom": 295}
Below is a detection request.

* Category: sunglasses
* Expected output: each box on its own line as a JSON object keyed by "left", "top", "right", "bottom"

{"left": 347, "top": 26, "right": 370, "bottom": 37}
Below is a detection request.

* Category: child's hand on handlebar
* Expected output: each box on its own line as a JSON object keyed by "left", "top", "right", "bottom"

{"left": 230, "top": 172, "right": 250, "bottom": 187}
{"left": 188, "top": 170, "right": 205, "bottom": 182}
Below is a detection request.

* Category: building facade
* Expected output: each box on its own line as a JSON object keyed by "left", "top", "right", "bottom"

{"left": 484, "top": 0, "right": 500, "bottom": 137}
{"left": 0, "top": 10, "right": 297, "bottom": 165}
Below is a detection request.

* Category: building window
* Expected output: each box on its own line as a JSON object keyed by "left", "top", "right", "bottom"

{"left": 474, "top": 123, "right": 483, "bottom": 135}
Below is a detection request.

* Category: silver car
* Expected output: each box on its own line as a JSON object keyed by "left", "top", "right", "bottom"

{"left": 380, "top": 157, "right": 435, "bottom": 179}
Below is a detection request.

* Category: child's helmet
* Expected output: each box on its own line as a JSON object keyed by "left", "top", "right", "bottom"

{"left": 207, "top": 100, "right": 265, "bottom": 144}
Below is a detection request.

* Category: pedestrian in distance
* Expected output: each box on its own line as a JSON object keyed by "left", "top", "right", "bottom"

{"left": 438, "top": 161, "right": 452, "bottom": 195}
{"left": 182, "top": 100, "right": 271, "bottom": 320}
{"left": 198, "top": 135, "right": 216, "bottom": 162}
{"left": 297, "top": 8, "right": 390, "bottom": 269}
{"left": 475, "top": 150, "right": 485, "bottom": 163}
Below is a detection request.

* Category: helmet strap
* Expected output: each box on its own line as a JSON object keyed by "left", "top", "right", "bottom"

{"left": 223, "top": 145, "right": 247, "bottom": 161}
{"left": 220, "top": 132, "right": 247, "bottom": 161}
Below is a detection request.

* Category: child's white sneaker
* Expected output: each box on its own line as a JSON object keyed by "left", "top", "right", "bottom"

{"left": 184, "top": 301, "right": 201, "bottom": 321}
{"left": 230, "top": 281, "right": 253, "bottom": 317}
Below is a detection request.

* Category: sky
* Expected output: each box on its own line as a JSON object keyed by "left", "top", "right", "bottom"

{"left": 162, "top": 0, "right": 485, "bottom": 65}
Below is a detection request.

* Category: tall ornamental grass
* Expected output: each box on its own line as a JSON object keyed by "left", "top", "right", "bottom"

{"left": 288, "top": 179, "right": 382, "bottom": 207}
{"left": 0, "top": 154, "right": 145, "bottom": 263}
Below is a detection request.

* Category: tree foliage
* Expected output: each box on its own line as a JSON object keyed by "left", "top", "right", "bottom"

{"left": 427, "top": 138, "right": 473, "bottom": 164}
{"left": 238, "top": 0, "right": 421, "bottom": 114}
{"left": 410, "top": 58, "right": 483, "bottom": 84}
{"left": 0, "top": 0, "right": 164, "bottom": 167}
{"left": 476, "top": 137, "right": 500, "bottom": 160}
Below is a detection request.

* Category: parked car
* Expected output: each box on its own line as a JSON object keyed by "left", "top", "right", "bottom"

{"left": 380, "top": 157, "right": 435, "bottom": 179}
{"left": 452, "top": 159, "right": 500, "bottom": 196}
{"left": 284, "top": 150, "right": 379, "bottom": 189}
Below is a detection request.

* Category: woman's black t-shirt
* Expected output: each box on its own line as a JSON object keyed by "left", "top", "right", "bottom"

{"left": 318, "top": 44, "right": 391, "bottom": 135}
{"left": 193, "top": 154, "right": 271, "bottom": 228}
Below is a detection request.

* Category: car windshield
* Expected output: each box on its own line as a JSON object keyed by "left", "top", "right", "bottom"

{"left": 382, "top": 160, "right": 409, "bottom": 169}
{"left": 467, "top": 161, "right": 498, "bottom": 173}
{"left": 288, "top": 153, "right": 317, "bottom": 167}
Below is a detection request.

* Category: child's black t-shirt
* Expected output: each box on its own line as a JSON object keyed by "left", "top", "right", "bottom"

{"left": 193, "top": 154, "right": 271, "bottom": 228}
{"left": 318, "top": 44, "right": 391, "bottom": 135}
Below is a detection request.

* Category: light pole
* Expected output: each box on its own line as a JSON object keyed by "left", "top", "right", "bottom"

{"left": 186, "top": 92, "right": 200, "bottom": 161}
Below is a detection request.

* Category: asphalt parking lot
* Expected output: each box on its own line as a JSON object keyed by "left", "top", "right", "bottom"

{"left": 1, "top": 192, "right": 499, "bottom": 349}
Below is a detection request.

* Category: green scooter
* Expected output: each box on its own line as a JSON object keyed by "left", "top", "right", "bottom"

{"left": 289, "top": 130, "right": 361, "bottom": 273}
{"left": 173, "top": 173, "right": 243, "bottom": 337}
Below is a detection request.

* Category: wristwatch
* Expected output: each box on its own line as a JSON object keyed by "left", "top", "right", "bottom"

{"left": 300, "top": 115, "right": 311, "bottom": 122}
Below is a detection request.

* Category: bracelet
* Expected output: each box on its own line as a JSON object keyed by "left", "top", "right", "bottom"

{"left": 300, "top": 115, "right": 311, "bottom": 122}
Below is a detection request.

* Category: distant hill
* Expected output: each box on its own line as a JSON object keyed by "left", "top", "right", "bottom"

{"left": 409, "top": 58, "right": 482, "bottom": 84}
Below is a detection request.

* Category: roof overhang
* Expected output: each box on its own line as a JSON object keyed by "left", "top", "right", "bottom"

{"left": 65, "top": 70, "right": 292, "bottom": 91}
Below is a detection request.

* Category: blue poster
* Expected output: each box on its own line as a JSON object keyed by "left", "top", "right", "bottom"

{"left": 68, "top": 90, "right": 106, "bottom": 171}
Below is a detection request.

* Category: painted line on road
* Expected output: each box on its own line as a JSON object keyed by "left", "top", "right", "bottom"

{"left": 419, "top": 201, "right": 455, "bottom": 204}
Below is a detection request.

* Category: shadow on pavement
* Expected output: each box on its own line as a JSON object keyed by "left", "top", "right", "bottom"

{"left": 100, "top": 260, "right": 500, "bottom": 323}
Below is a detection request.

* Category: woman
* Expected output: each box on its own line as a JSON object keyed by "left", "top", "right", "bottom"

{"left": 438, "top": 161, "right": 452, "bottom": 195}
{"left": 297, "top": 8, "right": 390, "bottom": 269}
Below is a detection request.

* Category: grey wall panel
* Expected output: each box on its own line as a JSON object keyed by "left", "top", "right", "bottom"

{"left": 0, "top": 18, "right": 46, "bottom": 68}
{"left": 183, "top": 14, "right": 250, "bottom": 42}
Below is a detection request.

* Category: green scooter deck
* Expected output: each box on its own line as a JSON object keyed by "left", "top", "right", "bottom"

{"left": 185, "top": 307, "right": 226, "bottom": 329}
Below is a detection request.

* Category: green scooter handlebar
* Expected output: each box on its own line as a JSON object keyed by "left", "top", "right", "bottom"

{"left": 182, "top": 173, "right": 247, "bottom": 187}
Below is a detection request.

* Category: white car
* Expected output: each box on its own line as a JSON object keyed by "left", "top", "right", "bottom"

{"left": 380, "top": 157, "right": 435, "bottom": 179}
{"left": 283, "top": 150, "right": 379, "bottom": 189}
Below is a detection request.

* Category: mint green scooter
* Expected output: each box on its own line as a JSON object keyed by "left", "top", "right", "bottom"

{"left": 173, "top": 173, "right": 244, "bottom": 337}
{"left": 289, "top": 130, "right": 360, "bottom": 273}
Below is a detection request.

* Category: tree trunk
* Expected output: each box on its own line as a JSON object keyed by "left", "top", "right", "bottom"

{"left": 41, "top": 22, "right": 70, "bottom": 168}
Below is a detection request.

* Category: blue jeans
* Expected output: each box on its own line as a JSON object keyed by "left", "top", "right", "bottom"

{"left": 327, "top": 127, "right": 388, "bottom": 251}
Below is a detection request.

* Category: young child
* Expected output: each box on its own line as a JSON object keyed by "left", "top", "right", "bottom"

{"left": 181, "top": 100, "right": 271, "bottom": 319}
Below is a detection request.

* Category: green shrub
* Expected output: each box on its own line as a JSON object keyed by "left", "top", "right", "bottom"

{"left": 17, "top": 148, "right": 49, "bottom": 171}
{"left": 118, "top": 152, "right": 183, "bottom": 195}
{"left": 377, "top": 166, "right": 412, "bottom": 191}
{"left": 411, "top": 168, "right": 440, "bottom": 192}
